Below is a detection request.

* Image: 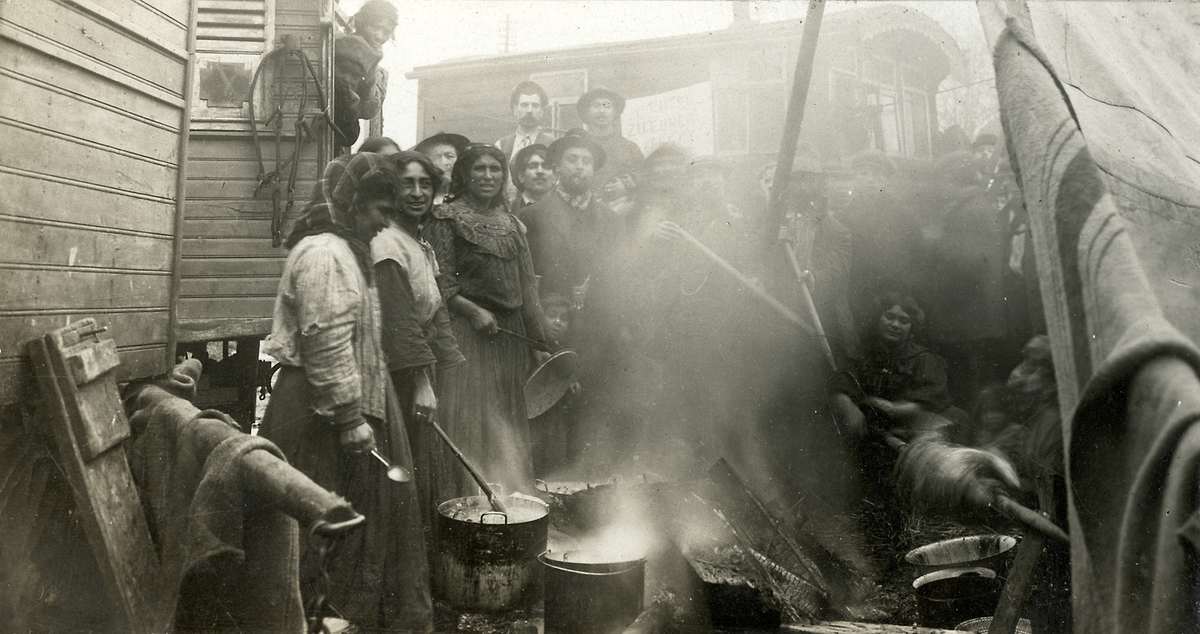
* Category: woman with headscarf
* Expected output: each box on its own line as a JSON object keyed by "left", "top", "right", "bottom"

{"left": 423, "top": 143, "right": 549, "bottom": 498}
{"left": 260, "top": 152, "right": 432, "bottom": 631}
{"left": 371, "top": 151, "right": 465, "bottom": 526}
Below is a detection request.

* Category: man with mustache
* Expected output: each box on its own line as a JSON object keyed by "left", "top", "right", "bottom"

{"left": 510, "top": 143, "right": 555, "bottom": 210}
{"left": 519, "top": 130, "right": 614, "bottom": 304}
{"left": 496, "top": 80, "right": 557, "bottom": 197}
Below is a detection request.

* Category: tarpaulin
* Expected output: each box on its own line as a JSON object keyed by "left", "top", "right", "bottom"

{"left": 979, "top": 3, "right": 1200, "bottom": 632}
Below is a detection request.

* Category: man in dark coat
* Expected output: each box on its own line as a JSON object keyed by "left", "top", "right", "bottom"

{"left": 518, "top": 130, "right": 614, "bottom": 305}
{"left": 509, "top": 143, "right": 555, "bottom": 210}
{"left": 578, "top": 87, "right": 644, "bottom": 188}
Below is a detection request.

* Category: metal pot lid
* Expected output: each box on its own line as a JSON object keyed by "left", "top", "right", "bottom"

{"left": 525, "top": 349, "right": 579, "bottom": 419}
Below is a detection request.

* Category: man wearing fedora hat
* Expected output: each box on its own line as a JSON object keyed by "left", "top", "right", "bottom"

{"left": 518, "top": 129, "right": 615, "bottom": 305}
{"left": 577, "top": 87, "right": 644, "bottom": 189}
{"left": 413, "top": 131, "right": 469, "bottom": 206}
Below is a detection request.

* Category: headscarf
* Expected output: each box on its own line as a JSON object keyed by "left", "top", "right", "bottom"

{"left": 448, "top": 143, "right": 509, "bottom": 209}
{"left": 285, "top": 152, "right": 399, "bottom": 279}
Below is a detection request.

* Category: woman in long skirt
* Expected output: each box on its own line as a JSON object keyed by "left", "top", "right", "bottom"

{"left": 423, "top": 143, "right": 550, "bottom": 500}
{"left": 260, "top": 152, "right": 432, "bottom": 631}
{"left": 372, "top": 151, "right": 465, "bottom": 528}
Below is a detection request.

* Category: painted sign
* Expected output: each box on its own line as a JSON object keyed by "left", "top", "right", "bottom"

{"left": 623, "top": 81, "right": 715, "bottom": 156}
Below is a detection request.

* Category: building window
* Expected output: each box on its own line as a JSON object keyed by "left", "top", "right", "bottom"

{"left": 834, "top": 55, "right": 933, "bottom": 158}
{"left": 530, "top": 69, "right": 588, "bottom": 133}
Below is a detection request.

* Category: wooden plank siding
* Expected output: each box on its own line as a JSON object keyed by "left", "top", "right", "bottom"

{"left": 177, "top": 0, "right": 332, "bottom": 342}
{"left": 0, "top": 0, "right": 192, "bottom": 405}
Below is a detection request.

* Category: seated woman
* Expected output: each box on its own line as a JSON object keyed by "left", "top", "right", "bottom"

{"left": 832, "top": 292, "right": 963, "bottom": 441}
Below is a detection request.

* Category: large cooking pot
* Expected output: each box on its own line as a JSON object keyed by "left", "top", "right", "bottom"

{"left": 434, "top": 495, "right": 549, "bottom": 611}
{"left": 540, "top": 550, "right": 645, "bottom": 634}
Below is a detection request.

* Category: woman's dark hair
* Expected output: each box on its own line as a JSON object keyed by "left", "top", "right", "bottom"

{"left": 387, "top": 151, "right": 443, "bottom": 216}
{"left": 359, "top": 136, "right": 401, "bottom": 154}
{"left": 872, "top": 291, "right": 926, "bottom": 336}
{"left": 510, "top": 80, "right": 548, "bottom": 108}
{"left": 449, "top": 143, "right": 509, "bottom": 206}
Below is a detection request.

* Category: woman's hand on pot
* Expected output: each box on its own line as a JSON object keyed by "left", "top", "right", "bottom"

{"left": 339, "top": 420, "right": 376, "bottom": 454}
{"left": 470, "top": 306, "right": 499, "bottom": 334}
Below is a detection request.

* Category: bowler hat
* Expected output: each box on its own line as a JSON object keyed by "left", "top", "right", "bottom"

{"left": 576, "top": 87, "right": 626, "bottom": 118}
{"left": 412, "top": 132, "right": 469, "bottom": 155}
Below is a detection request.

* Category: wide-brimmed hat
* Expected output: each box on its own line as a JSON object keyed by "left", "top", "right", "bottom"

{"left": 576, "top": 87, "right": 626, "bottom": 118}
{"left": 412, "top": 132, "right": 469, "bottom": 155}
{"left": 547, "top": 129, "right": 607, "bottom": 170}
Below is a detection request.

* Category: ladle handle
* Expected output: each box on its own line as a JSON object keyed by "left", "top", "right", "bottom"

{"left": 428, "top": 418, "right": 508, "bottom": 514}
{"left": 496, "top": 326, "right": 554, "bottom": 352}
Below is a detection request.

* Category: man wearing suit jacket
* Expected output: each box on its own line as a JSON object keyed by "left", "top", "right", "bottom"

{"left": 496, "top": 80, "right": 557, "bottom": 198}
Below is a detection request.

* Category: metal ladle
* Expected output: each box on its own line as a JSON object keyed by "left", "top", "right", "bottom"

{"left": 370, "top": 448, "right": 411, "bottom": 483}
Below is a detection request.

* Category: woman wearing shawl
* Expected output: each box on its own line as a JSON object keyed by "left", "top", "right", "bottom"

{"left": 260, "top": 153, "right": 432, "bottom": 631}
{"left": 372, "top": 151, "right": 465, "bottom": 526}
{"left": 424, "top": 143, "right": 549, "bottom": 498}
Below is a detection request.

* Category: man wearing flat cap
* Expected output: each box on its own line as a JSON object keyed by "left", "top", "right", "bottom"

{"left": 518, "top": 129, "right": 615, "bottom": 305}
{"left": 578, "top": 87, "right": 644, "bottom": 189}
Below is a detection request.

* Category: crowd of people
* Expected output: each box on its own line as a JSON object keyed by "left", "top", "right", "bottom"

{"left": 266, "top": 44, "right": 1062, "bottom": 625}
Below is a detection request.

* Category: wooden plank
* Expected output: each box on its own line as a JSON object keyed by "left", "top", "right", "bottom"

{"left": 197, "top": 26, "right": 265, "bottom": 40}
{"left": 0, "top": 311, "right": 170, "bottom": 360}
{"left": 26, "top": 320, "right": 170, "bottom": 632}
{"left": 2, "top": 1, "right": 187, "bottom": 96}
{"left": 180, "top": 257, "right": 285, "bottom": 277}
{"left": 177, "top": 296, "right": 276, "bottom": 320}
{"left": 178, "top": 277, "right": 280, "bottom": 297}
{"left": 0, "top": 171, "right": 175, "bottom": 235}
{"left": 187, "top": 135, "right": 309, "bottom": 160}
{"left": 186, "top": 157, "right": 319, "bottom": 180}
{"left": 0, "top": 24, "right": 184, "bottom": 109}
{"left": 198, "top": 12, "right": 266, "bottom": 26}
{"left": 0, "top": 218, "right": 173, "bottom": 271}
{"left": 196, "top": 39, "right": 266, "bottom": 54}
{"left": 138, "top": 0, "right": 192, "bottom": 23}
{"left": 185, "top": 199, "right": 275, "bottom": 218}
{"left": 181, "top": 237, "right": 286, "bottom": 258}
{"left": 185, "top": 177, "right": 316, "bottom": 200}
{"left": 200, "top": 0, "right": 267, "bottom": 12}
{"left": 69, "top": 0, "right": 189, "bottom": 57}
{"left": 0, "top": 122, "right": 179, "bottom": 200}
{"left": 175, "top": 316, "right": 273, "bottom": 342}
{"left": 183, "top": 218, "right": 273, "bottom": 238}
{"left": 0, "top": 268, "right": 171, "bottom": 311}
{"left": 0, "top": 73, "right": 180, "bottom": 164}
{"left": 0, "top": 44, "right": 182, "bottom": 131}
{"left": 0, "top": 343, "right": 167, "bottom": 405}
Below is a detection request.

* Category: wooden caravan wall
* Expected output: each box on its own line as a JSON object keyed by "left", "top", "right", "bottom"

{"left": 177, "top": 0, "right": 332, "bottom": 342}
{"left": 0, "top": 0, "right": 194, "bottom": 405}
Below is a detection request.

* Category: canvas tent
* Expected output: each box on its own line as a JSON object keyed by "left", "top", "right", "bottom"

{"left": 978, "top": 3, "right": 1200, "bottom": 632}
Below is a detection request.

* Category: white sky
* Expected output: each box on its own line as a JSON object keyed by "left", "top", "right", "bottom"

{"left": 337, "top": 1, "right": 988, "bottom": 147}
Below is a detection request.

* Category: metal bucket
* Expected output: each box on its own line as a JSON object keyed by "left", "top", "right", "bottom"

{"left": 540, "top": 551, "right": 645, "bottom": 634}
{"left": 905, "top": 535, "right": 1018, "bottom": 579}
{"left": 912, "top": 567, "right": 1001, "bottom": 629}
{"left": 434, "top": 495, "right": 549, "bottom": 611}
